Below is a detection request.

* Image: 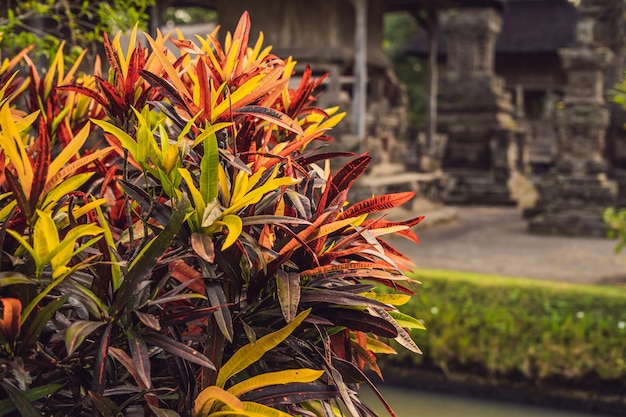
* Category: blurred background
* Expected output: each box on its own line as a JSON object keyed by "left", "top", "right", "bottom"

{"left": 2, "top": 0, "right": 626, "bottom": 415}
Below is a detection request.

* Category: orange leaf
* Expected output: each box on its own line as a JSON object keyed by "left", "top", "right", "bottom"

{"left": 0, "top": 298, "right": 22, "bottom": 344}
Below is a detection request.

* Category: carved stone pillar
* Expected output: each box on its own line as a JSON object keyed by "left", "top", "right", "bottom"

{"left": 527, "top": 19, "right": 618, "bottom": 236}
{"left": 579, "top": 0, "right": 626, "bottom": 206}
{"left": 438, "top": 8, "right": 527, "bottom": 205}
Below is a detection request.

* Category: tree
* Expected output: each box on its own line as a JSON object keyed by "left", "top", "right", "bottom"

{"left": 0, "top": 0, "right": 154, "bottom": 65}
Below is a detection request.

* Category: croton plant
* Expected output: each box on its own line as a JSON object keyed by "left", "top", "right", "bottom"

{"left": 0, "top": 12, "right": 425, "bottom": 417}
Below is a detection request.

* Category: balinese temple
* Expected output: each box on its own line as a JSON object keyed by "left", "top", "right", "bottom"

{"left": 406, "top": 0, "right": 626, "bottom": 235}
{"left": 407, "top": 0, "right": 580, "bottom": 174}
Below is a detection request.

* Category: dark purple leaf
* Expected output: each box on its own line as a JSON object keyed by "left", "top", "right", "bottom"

{"left": 143, "top": 332, "right": 216, "bottom": 370}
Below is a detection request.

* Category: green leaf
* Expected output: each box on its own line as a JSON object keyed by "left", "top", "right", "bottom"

{"left": 206, "top": 281, "right": 234, "bottom": 343}
{"left": 275, "top": 270, "right": 300, "bottom": 323}
{"left": 216, "top": 309, "right": 310, "bottom": 388}
{"left": 65, "top": 320, "right": 106, "bottom": 356}
{"left": 92, "top": 118, "right": 138, "bottom": 159}
{"left": 19, "top": 295, "right": 68, "bottom": 352}
{"left": 149, "top": 405, "right": 181, "bottom": 417}
{"left": 87, "top": 391, "right": 119, "bottom": 417}
{"left": 113, "top": 197, "right": 188, "bottom": 314}
{"left": 0, "top": 272, "right": 35, "bottom": 287}
{"left": 388, "top": 310, "right": 426, "bottom": 330}
{"left": 0, "top": 380, "right": 41, "bottom": 417}
{"left": 0, "top": 383, "right": 60, "bottom": 416}
{"left": 58, "top": 279, "right": 108, "bottom": 319}
{"left": 200, "top": 128, "right": 219, "bottom": 204}
{"left": 227, "top": 369, "right": 324, "bottom": 398}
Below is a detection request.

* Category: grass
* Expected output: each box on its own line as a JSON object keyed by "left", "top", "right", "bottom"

{"left": 387, "top": 269, "right": 626, "bottom": 387}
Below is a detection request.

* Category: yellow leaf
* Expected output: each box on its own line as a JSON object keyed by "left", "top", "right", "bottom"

{"left": 241, "top": 402, "right": 293, "bottom": 417}
{"left": 367, "top": 225, "right": 410, "bottom": 237}
{"left": 145, "top": 32, "right": 191, "bottom": 102}
{"left": 47, "top": 121, "right": 91, "bottom": 180}
{"left": 216, "top": 309, "right": 310, "bottom": 388}
{"left": 194, "top": 386, "right": 243, "bottom": 417}
{"left": 218, "top": 214, "right": 242, "bottom": 250}
{"left": 47, "top": 223, "right": 103, "bottom": 279}
{"left": 309, "top": 216, "right": 361, "bottom": 241}
{"left": 42, "top": 172, "right": 95, "bottom": 209}
{"left": 227, "top": 369, "right": 324, "bottom": 398}
{"left": 224, "top": 177, "right": 300, "bottom": 217}
{"left": 179, "top": 168, "right": 206, "bottom": 227}
{"left": 359, "top": 292, "right": 412, "bottom": 306}
{"left": 33, "top": 210, "right": 60, "bottom": 269}
{"left": 364, "top": 336, "right": 397, "bottom": 355}
{"left": 0, "top": 105, "right": 34, "bottom": 196}
{"left": 191, "top": 122, "right": 232, "bottom": 148}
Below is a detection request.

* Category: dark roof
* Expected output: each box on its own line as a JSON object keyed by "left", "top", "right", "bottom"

{"left": 384, "top": 0, "right": 505, "bottom": 12}
{"left": 163, "top": 0, "right": 505, "bottom": 12}
{"left": 405, "top": 0, "right": 579, "bottom": 56}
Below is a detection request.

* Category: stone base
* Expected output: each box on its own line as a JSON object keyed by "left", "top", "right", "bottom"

{"left": 444, "top": 170, "right": 517, "bottom": 205}
{"left": 528, "top": 211, "right": 610, "bottom": 237}
{"left": 610, "top": 168, "right": 626, "bottom": 207}
{"left": 526, "top": 174, "right": 617, "bottom": 237}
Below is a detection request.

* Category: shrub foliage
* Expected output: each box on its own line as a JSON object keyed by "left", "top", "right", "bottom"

{"left": 389, "top": 270, "right": 626, "bottom": 387}
{"left": 0, "top": 12, "right": 424, "bottom": 417}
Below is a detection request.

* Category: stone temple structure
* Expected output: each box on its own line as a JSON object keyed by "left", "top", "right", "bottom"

{"left": 526, "top": 17, "right": 618, "bottom": 235}
{"left": 437, "top": 6, "right": 527, "bottom": 205}
{"left": 407, "top": 0, "right": 626, "bottom": 236}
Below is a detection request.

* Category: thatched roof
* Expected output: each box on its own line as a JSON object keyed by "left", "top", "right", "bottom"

{"left": 405, "top": 0, "right": 579, "bottom": 56}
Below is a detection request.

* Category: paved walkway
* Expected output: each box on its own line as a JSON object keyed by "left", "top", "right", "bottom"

{"left": 386, "top": 206, "right": 626, "bottom": 284}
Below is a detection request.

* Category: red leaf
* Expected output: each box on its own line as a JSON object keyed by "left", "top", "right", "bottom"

{"left": 331, "top": 154, "right": 371, "bottom": 197}
{"left": 91, "top": 323, "right": 112, "bottom": 395}
{"left": 234, "top": 105, "right": 304, "bottom": 137}
{"left": 57, "top": 84, "right": 108, "bottom": 108}
{"left": 29, "top": 118, "right": 50, "bottom": 214}
{"left": 94, "top": 76, "right": 126, "bottom": 117}
{"left": 169, "top": 259, "right": 205, "bottom": 294}
{"left": 342, "top": 192, "right": 415, "bottom": 218}
{"left": 233, "top": 11, "right": 251, "bottom": 75}
{"left": 103, "top": 32, "right": 123, "bottom": 85}
{"left": 197, "top": 57, "right": 211, "bottom": 119}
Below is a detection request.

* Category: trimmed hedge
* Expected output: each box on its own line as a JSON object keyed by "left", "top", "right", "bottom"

{"left": 389, "top": 269, "right": 626, "bottom": 386}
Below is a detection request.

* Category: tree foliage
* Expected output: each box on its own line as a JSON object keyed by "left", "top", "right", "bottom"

{"left": 0, "top": 0, "right": 154, "bottom": 65}
{"left": 383, "top": 12, "right": 427, "bottom": 126}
